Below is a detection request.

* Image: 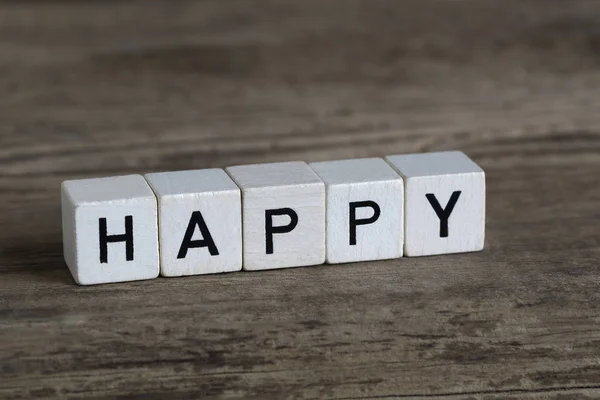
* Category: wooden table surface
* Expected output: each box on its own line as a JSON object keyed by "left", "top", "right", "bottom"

{"left": 1, "top": 1, "right": 600, "bottom": 399}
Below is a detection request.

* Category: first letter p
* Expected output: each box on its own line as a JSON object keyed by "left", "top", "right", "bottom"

{"left": 265, "top": 208, "right": 299, "bottom": 254}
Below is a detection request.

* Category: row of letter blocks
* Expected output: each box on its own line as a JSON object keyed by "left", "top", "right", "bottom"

{"left": 62, "top": 151, "right": 485, "bottom": 285}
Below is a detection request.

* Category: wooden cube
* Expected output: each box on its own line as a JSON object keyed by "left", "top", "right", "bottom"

{"left": 310, "top": 158, "right": 404, "bottom": 263}
{"left": 226, "top": 161, "right": 326, "bottom": 271}
{"left": 145, "top": 169, "right": 242, "bottom": 277}
{"left": 61, "top": 175, "right": 159, "bottom": 285}
{"left": 386, "top": 151, "right": 485, "bottom": 256}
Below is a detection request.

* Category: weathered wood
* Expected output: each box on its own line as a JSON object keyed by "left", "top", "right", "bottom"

{"left": 1, "top": 0, "right": 600, "bottom": 398}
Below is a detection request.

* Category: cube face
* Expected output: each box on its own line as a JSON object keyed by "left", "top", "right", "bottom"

{"left": 145, "top": 169, "right": 242, "bottom": 277}
{"left": 74, "top": 200, "right": 159, "bottom": 284}
{"left": 326, "top": 182, "right": 404, "bottom": 263}
{"left": 61, "top": 175, "right": 159, "bottom": 285}
{"left": 310, "top": 158, "right": 404, "bottom": 264}
{"left": 386, "top": 152, "right": 485, "bottom": 256}
{"left": 226, "top": 162, "right": 326, "bottom": 271}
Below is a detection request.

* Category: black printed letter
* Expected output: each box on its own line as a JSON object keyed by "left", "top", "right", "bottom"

{"left": 426, "top": 191, "right": 462, "bottom": 238}
{"left": 99, "top": 216, "right": 134, "bottom": 263}
{"left": 349, "top": 201, "right": 381, "bottom": 246}
{"left": 177, "top": 211, "right": 219, "bottom": 259}
{"left": 265, "top": 208, "right": 298, "bottom": 254}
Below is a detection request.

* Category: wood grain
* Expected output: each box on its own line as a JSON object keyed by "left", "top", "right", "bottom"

{"left": 1, "top": 0, "right": 600, "bottom": 399}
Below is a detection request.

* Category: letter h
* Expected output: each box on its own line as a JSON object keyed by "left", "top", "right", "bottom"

{"left": 99, "top": 216, "right": 134, "bottom": 263}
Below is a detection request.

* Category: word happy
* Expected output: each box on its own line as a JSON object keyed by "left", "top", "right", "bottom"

{"left": 61, "top": 151, "right": 485, "bottom": 285}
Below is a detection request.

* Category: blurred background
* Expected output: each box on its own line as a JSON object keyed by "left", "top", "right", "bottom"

{"left": 3, "top": 0, "right": 599, "bottom": 172}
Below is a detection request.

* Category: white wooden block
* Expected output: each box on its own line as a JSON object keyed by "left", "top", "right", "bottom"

{"left": 225, "top": 161, "right": 325, "bottom": 271}
{"left": 144, "top": 169, "right": 242, "bottom": 277}
{"left": 61, "top": 175, "right": 159, "bottom": 285}
{"left": 309, "top": 158, "right": 404, "bottom": 264}
{"left": 385, "top": 151, "right": 485, "bottom": 257}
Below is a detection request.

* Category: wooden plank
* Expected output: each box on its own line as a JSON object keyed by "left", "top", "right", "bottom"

{"left": 1, "top": 0, "right": 600, "bottom": 398}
